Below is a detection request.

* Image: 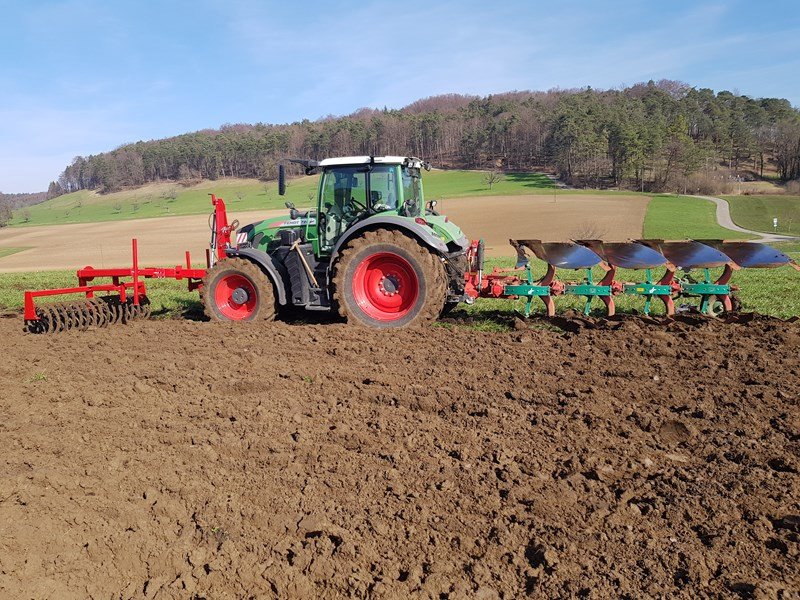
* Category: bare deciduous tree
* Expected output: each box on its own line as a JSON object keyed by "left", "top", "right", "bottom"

{"left": 483, "top": 171, "right": 503, "bottom": 190}
{"left": 0, "top": 202, "right": 12, "bottom": 227}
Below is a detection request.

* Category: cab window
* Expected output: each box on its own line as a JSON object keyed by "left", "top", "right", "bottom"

{"left": 319, "top": 167, "right": 368, "bottom": 251}
{"left": 368, "top": 165, "right": 398, "bottom": 212}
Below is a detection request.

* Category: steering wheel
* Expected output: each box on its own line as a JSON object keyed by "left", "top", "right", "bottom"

{"left": 348, "top": 195, "right": 367, "bottom": 212}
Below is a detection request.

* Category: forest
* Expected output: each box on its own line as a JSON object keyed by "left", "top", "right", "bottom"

{"left": 54, "top": 80, "right": 800, "bottom": 196}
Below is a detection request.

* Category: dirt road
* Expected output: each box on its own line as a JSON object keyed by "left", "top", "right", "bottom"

{"left": 0, "top": 194, "right": 650, "bottom": 272}
{"left": 0, "top": 314, "right": 797, "bottom": 598}
{"left": 691, "top": 195, "right": 799, "bottom": 243}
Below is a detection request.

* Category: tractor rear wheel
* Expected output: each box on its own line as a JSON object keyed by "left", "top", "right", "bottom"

{"left": 202, "top": 257, "right": 276, "bottom": 322}
{"left": 333, "top": 230, "right": 446, "bottom": 328}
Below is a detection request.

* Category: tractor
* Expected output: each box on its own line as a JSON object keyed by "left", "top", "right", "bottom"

{"left": 201, "top": 156, "right": 472, "bottom": 327}
{"left": 22, "top": 156, "right": 799, "bottom": 334}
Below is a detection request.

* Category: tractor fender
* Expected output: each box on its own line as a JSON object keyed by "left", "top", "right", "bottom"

{"left": 330, "top": 216, "right": 449, "bottom": 261}
{"left": 225, "top": 247, "right": 288, "bottom": 305}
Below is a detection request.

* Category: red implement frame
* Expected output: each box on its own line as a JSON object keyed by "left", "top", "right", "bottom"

{"left": 24, "top": 239, "right": 207, "bottom": 321}
{"left": 210, "top": 194, "right": 234, "bottom": 265}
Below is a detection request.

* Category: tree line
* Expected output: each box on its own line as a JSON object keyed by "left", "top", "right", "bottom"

{"left": 54, "top": 80, "right": 800, "bottom": 196}
{"left": 0, "top": 190, "right": 54, "bottom": 227}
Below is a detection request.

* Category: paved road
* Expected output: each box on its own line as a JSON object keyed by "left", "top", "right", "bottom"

{"left": 691, "top": 195, "right": 798, "bottom": 242}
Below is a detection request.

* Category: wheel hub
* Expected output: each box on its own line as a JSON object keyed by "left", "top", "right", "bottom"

{"left": 231, "top": 287, "right": 250, "bottom": 304}
{"left": 378, "top": 273, "right": 401, "bottom": 296}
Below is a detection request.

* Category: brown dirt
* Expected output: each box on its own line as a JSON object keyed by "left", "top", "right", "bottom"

{"left": 0, "top": 194, "right": 649, "bottom": 271}
{"left": 440, "top": 194, "right": 650, "bottom": 257}
{"left": 0, "top": 209, "right": 286, "bottom": 273}
{"left": 0, "top": 314, "right": 798, "bottom": 598}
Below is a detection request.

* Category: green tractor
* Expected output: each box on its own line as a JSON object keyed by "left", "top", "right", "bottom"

{"left": 202, "top": 156, "right": 472, "bottom": 327}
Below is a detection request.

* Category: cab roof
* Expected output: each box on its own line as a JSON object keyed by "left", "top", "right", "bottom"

{"left": 318, "top": 156, "right": 426, "bottom": 168}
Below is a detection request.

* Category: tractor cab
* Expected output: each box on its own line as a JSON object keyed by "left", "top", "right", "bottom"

{"left": 309, "top": 156, "right": 427, "bottom": 253}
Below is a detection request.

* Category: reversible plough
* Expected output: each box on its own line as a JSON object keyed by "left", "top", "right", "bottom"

{"left": 467, "top": 238, "right": 799, "bottom": 317}
{"left": 19, "top": 155, "right": 800, "bottom": 334}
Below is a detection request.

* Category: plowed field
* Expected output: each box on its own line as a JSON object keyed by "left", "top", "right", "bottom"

{"left": 1, "top": 314, "right": 798, "bottom": 598}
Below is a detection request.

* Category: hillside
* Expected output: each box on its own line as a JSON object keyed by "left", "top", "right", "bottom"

{"left": 8, "top": 171, "right": 555, "bottom": 228}
{"left": 723, "top": 194, "right": 800, "bottom": 236}
{"left": 50, "top": 82, "right": 800, "bottom": 201}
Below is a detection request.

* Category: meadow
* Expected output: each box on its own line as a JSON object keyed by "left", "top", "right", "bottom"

{"left": 723, "top": 194, "right": 800, "bottom": 236}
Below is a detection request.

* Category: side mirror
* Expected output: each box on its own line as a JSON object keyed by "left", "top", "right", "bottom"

{"left": 278, "top": 165, "right": 286, "bottom": 196}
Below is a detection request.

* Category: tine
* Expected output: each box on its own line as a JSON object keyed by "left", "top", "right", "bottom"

{"left": 40, "top": 306, "right": 55, "bottom": 334}
{"left": 57, "top": 304, "right": 74, "bottom": 331}
{"left": 93, "top": 298, "right": 109, "bottom": 327}
{"left": 47, "top": 305, "right": 63, "bottom": 333}
{"left": 85, "top": 300, "right": 99, "bottom": 327}
{"left": 140, "top": 296, "right": 152, "bottom": 319}
{"left": 66, "top": 303, "right": 81, "bottom": 330}
{"left": 67, "top": 303, "right": 83, "bottom": 331}
{"left": 76, "top": 301, "right": 90, "bottom": 329}
{"left": 96, "top": 298, "right": 112, "bottom": 326}
{"left": 25, "top": 308, "right": 47, "bottom": 334}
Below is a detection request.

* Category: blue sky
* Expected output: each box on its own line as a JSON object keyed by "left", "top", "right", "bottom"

{"left": 1, "top": 0, "right": 798, "bottom": 192}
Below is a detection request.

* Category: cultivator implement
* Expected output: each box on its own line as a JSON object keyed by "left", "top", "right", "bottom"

{"left": 23, "top": 239, "right": 206, "bottom": 334}
{"left": 465, "top": 238, "right": 799, "bottom": 317}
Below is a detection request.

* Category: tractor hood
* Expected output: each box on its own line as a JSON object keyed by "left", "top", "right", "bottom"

{"left": 235, "top": 213, "right": 317, "bottom": 249}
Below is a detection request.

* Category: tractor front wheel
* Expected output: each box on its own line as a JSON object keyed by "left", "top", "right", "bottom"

{"left": 333, "top": 230, "right": 446, "bottom": 328}
{"left": 202, "top": 257, "right": 276, "bottom": 322}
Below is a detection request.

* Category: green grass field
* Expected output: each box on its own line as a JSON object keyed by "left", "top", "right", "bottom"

{"left": 8, "top": 178, "right": 317, "bottom": 227}
{"left": 0, "top": 248, "right": 28, "bottom": 260}
{"left": 723, "top": 195, "right": 800, "bottom": 236}
{"left": 8, "top": 170, "right": 643, "bottom": 228}
{"left": 644, "top": 195, "right": 756, "bottom": 240}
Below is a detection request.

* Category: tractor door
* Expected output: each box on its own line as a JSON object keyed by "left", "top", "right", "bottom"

{"left": 318, "top": 167, "right": 369, "bottom": 253}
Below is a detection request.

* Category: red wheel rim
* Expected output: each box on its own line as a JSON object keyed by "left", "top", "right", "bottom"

{"left": 214, "top": 273, "right": 257, "bottom": 320}
{"left": 352, "top": 252, "right": 419, "bottom": 321}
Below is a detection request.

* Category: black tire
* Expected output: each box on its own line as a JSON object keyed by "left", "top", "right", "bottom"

{"left": 202, "top": 257, "right": 276, "bottom": 322}
{"left": 332, "top": 229, "right": 446, "bottom": 328}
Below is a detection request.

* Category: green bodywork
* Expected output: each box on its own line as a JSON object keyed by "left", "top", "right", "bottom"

{"left": 238, "top": 162, "right": 465, "bottom": 257}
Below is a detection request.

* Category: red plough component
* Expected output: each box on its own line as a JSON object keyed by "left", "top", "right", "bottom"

{"left": 23, "top": 239, "right": 207, "bottom": 333}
